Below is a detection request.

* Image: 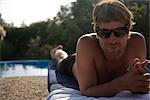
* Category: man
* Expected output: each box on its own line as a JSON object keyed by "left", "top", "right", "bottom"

{"left": 50, "top": 0, "right": 150, "bottom": 97}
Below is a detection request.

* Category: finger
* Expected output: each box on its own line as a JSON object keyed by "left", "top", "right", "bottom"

{"left": 135, "top": 62, "right": 148, "bottom": 74}
{"left": 143, "top": 74, "right": 150, "bottom": 80}
{"left": 131, "top": 85, "right": 150, "bottom": 93}
{"left": 134, "top": 58, "right": 140, "bottom": 62}
{"left": 136, "top": 86, "right": 150, "bottom": 92}
{"left": 138, "top": 66, "right": 147, "bottom": 74}
{"left": 138, "top": 81, "right": 150, "bottom": 87}
{"left": 142, "top": 83, "right": 150, "bottom": 89}
{"left": 136, "top": 75, "right": 150, "bottom": 81}
{"left": 135, "top": 82, "right": 150, "bottom": 92}
{"left": 132, "top": 58, "right": 140, "bottom": 66}
{"left": 141, "top": 60, "right": 149, "bottom": 72}
{"left": 133, "top": 62, "right": 142, "bottom": 74}
{"left": 141, "top": 60, "right": 148, "bottom": 66}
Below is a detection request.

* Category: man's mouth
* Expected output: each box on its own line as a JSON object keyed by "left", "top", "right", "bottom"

{"left": 108, "top": 44, "right": 119, "bottom": 49}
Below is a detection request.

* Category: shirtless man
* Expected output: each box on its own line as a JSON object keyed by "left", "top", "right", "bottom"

{"left": 50, "top": 0, "right": 150, "bottom": 97}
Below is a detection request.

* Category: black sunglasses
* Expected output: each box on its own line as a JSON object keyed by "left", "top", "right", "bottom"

{"left": 96, "top": 25, "right": 129, "bottom": 38}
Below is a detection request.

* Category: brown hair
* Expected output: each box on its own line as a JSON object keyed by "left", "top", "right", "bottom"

{"left": 93, "top": 0, "right": 134, "bottom": 32}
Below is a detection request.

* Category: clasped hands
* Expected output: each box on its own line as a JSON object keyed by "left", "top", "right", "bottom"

{"left": 120, "top": 58, "right": 150, "bottom": 93}
{"left": 132, "top": 58, "right": 150, "bottom": 74}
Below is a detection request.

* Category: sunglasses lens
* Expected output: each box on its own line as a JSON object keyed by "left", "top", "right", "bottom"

{"left": 98, "top": 29, "right": 111, "bottom": 38}
{"left": 114, "top": 27, "right": 128, "bottom": 37}
{"left": 100, "top": 30, "right": 111, "bottom": 38}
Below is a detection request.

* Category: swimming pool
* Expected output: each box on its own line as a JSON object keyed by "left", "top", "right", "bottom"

{"left": 0, "top": 60, "right": 55, "bottom": 78}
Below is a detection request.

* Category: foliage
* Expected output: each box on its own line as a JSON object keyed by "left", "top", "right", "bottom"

{"left": 0, "top": 40, "right": 14, "bottom": 60}
{"left": 0, "top": 0, "right": 149, "bottom": 60}
{"left": 125, "top": 0, "right": 149, "bottom": 58}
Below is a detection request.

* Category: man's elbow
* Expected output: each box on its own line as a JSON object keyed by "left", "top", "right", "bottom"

{"left": 80, "top": 89, "right": 90, "bottom": 96}
{"left": 80, "top": 88, "right": 96, "bottom": 97}
{"left": 80, "top": 88, "right": 117, "bottom": 97}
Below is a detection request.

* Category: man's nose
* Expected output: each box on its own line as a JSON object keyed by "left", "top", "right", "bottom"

{"left": 108, "top": 32, "right": 118, "bottom": 43}
{"left": 109, "top": 32, "right": 116, "bottom": 39}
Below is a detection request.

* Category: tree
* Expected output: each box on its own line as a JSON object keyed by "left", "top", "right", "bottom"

{"left": 0, "top": 0, "right": 149, "bottom": 60}
{"left": 124, "top": 0, "right": 149, "bottom": 58}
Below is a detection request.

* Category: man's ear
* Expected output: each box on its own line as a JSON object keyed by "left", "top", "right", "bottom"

{"left": 95, "top": 26, "right": 100, "bottom": 37}
{"left": 95, "top": 26, "right": 99, "bottom": 33}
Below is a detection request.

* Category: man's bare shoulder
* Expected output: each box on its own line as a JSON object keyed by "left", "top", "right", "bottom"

{"left": 77, "top": 33, "right": 98, "bottom": 44}
{"left": 76, "top": 33, "right": 99, "bottom": 50}
{"left": 129, "top": 32, "right": 145, "bottom": 41}
{"left": 79, "top": 33, "right": 97, "bottom": 39}
{"left": 127, "top": 31, "right": 147, "bottom": 62}
{"left": 128, "top": 32, "right": 145, "bottom": 48}
{"left": 76, "top": 33, "right": 100, "bottom": 56}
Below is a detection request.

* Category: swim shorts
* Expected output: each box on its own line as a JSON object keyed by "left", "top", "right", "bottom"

{"left": 56, "top": 53, "right": 76, "bottom": 77}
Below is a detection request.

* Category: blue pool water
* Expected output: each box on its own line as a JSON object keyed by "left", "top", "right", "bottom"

{"left": 0, "top": 60, "right": 54, "bottom": 78}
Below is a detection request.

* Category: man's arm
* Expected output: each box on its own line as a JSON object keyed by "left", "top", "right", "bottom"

{"left": 129, "top": 33, "right": 149, "bottom": 73}
{"left": 128, "top": 32, "right": 147, "bottom": 62}
{"left": 75, "top": 34, "right": 149, "bottom": 97}
{"left": 75, "top": 35, "right": 123, "bottom": 96}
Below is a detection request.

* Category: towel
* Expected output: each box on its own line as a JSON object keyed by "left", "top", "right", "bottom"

{"left": 47, "top": 60, "right": 150, "bottom": 100}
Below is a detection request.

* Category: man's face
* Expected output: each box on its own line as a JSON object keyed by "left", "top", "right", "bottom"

{"left": 97, "top": 21, "right": 129, "bottom": 58}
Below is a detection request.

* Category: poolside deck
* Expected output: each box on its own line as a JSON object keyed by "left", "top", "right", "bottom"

{"left": 0, "top": 76, "right": 48, "bottom": 100}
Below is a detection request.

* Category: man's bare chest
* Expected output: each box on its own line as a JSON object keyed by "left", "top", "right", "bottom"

{"left": 94, "top": 57, "right": 129, "bottom": 84}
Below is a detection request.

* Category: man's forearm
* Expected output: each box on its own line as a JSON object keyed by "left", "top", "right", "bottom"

{"left": 81, "top": 78, "right": 123, "bottom": 97}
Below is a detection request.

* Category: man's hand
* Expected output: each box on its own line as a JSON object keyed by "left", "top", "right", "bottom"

{"left": 119, "top": 58, "right": 150, "bottom": 93}
{"left": 132, "top": 58, "right": 149, "bottom": 74}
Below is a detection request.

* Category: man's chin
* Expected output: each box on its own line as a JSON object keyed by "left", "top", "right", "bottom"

{"left": 107, "top": 50, "right": 122, "bottom": 59}
{"left": 107, "top": 50, "right": 119, "bottom": 54}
